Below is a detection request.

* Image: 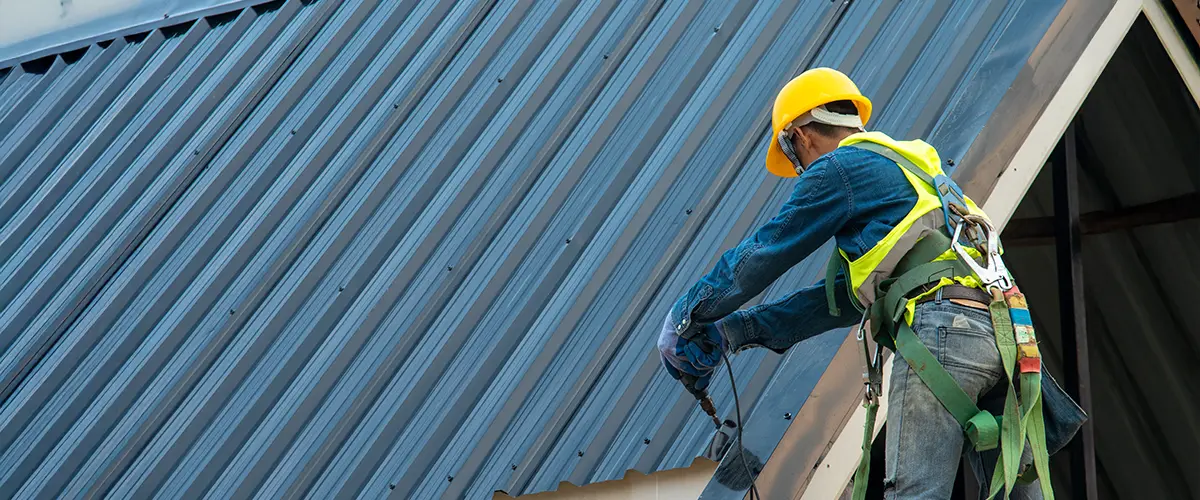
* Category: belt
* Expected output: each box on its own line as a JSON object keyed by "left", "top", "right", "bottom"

{"left": 914, "top": 284, "right": 992, "bottom": 309}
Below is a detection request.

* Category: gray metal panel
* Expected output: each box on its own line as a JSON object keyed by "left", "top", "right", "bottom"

{"left": 0, "top": 0, "right": 1071, "bottom": 497}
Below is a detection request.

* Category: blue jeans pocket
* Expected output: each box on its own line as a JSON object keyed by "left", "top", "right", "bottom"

{"left": 939, "top": 326, "right": 1004, "bottom": 380}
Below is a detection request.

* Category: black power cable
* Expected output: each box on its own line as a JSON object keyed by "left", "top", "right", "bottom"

{"left": 721, "top": 351, "right": 759, "bottom": 500}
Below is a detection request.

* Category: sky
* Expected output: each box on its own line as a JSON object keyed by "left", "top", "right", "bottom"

{"left": 0, "top": 0, "right": 239, "bottom": 62}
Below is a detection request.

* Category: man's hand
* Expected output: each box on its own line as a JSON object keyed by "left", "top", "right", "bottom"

{"left": 657, "top": 316, "right": 727, "bottom": 399}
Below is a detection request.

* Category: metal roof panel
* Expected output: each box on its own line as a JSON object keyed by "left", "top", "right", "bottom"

{"left": 0, "top": 0, "right": 1071, "bottom": 497}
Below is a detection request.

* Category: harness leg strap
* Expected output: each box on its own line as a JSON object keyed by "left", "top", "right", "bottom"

{"left": 852, "top": 399, "right": 879, "bottom": 500}
{"left": 893, "top": 323, "right": 999, "bottom": 450}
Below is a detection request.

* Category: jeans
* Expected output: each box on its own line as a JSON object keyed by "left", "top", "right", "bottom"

{"left": 886, "top": 301, "right": 1042, "bottom": 499}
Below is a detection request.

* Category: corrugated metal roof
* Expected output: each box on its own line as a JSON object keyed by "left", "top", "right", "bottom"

{"left": 0, "top": 0, "right": 1067, "bottom": 498}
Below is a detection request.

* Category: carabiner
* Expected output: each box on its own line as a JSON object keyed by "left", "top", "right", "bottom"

{"left": 856, "top": 312, "right": 884, "bottom": 405}
{"left": 951, "top": 215, "right": 1013, "bottom": 292}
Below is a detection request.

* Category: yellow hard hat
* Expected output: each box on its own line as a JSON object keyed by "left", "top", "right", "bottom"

{"left": 766, "top": 68, "right": 872, "bottom": 177}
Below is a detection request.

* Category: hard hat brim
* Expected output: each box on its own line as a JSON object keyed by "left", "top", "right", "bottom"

{"left": 766, "top": 139, "right": 798, "bottom": 178}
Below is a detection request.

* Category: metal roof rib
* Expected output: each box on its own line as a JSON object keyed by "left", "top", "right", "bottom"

{"left": 498, "top": 0, "right": 712, "bottom": 493}
{"left": 139, "top": 0, "right": 433, "bottom": 496}
{"left": 0, "top": 60, "right": 65, "bottom": 150}
{"left": 363, "top": 1, "right": 626, "bottom": 495}
{"left": 7, "top": 10, "right": 301, "bottom": 499}
{"left": 580, "top": 0, "right": 852, "bottom": 483}
{"left": 0, "top": 20, "right": 245, "bottom": 497}
{"left": 123, "top": 1, "right": 501, "bottom": 497}
{"left": 48, "top": 1, "right": 328, "bottom": 497}
{"left": 904, "top": 0, "right": 1008, "bottom": 139}
{"left": 539, "top": 1, "right": 769, "bottom": 487}
{"left": 438, "top": 2, "right": 668, "bottom": 496}
{"left": 0, "top": 48, "right": 109, "bottom": 191}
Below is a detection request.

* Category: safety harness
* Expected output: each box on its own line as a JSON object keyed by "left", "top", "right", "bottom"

{"left": 828, "top": 143, "right": 1054, "bottom": 499}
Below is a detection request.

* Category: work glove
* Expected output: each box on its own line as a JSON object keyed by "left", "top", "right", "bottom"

{"left": 657, "top": 316, "right": 727, "bottom": 399}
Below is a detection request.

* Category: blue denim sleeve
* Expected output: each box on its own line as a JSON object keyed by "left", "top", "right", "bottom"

{"left": 717, "top": 270, "right": 859, "bottom": 353}
{"left": 668, "top": 154, "right": 852, "bottom": 337}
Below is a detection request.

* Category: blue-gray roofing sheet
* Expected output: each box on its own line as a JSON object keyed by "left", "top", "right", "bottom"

{"left": 0, "top": 0, "right": 1063, "bottom": 497}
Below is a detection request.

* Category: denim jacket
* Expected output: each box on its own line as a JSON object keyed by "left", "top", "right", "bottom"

{"left": 667, "top": 144, "right": 917, "bottom": 350}
{"left": 665, "top": 140, "right": 1085, "bottom": 454}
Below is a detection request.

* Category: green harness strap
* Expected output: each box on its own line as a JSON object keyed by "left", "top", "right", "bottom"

{"left": 852, "top": 397, "right": 879, "bottom": 500}
{"left": 894, "top": 321, "right": 1000, "bottom": 448}
{"left": 826, "top": 251, "right": 845, "bottom": 318}
{"left": 986, "top": 294, "right": 1055, "bottom": 499}
{"left": 988, "top": 296, "right": 1024, "bottom": 498}
{"left": 825, "top": 230, "right": 954, "bottom": 324}
{"left": 879, "top": 252, "right": 1001, "bottom": 451}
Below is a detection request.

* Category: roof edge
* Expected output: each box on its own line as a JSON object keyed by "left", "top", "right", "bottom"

{"left": 0, "top": 0, "right": 268, "bottom": 70}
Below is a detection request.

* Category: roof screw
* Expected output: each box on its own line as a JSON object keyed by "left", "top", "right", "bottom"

{"left": 946, "top": 158, "right": 956, "bottom": 166}
{"left": 193, "top": 150, "right": 199, "bottom": 155}
{"left": 565, "top": 238, "right": 571, "bottom": 244}
{"left": 511, "top": 464, "right": 518, "bottom": 470}
{"left": 784, "top": 412, "right": 792, "bottom": 420}
{"left": 447, "top": 475, "right": 454, "bottom": 482}
{"left": 577, "top": 451, "right": 584, "bottom": 457}
{"left": 290, "top": 129, "right": 296, "bottom": 135}
{"left": 602, "top": 54, "right": 609, "bottom": 59}
{"left": 164, "top": 13, "right": 170, "bottom": 18}
{"left": 713, "top": 26, "right": 720, "bottom": 33}
{"left": 497, "top": 77, "right": 504, "bottom": 83}
{"left": 392, "top": 103, "right": 399, "bottom": 109}
{"left": 643, "top": 438, "right": 651, "bottom": 445}
{"left": 685, "top": 209, "right": 692, "bottom": 215}
{"left": 447, "top": 266, "right": 454, "bottom": 271}
{"left": 388, "top": 483, "right": 396, "bottom": 490}
{"left": 338, "top": 285, "right": 345, "bottom": 292}
{"left": 229, "top": 309, "right": 235, "bottom": 315}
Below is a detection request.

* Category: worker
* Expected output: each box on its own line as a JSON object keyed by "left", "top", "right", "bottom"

{"left": 657, "top": 68, "right": 1085, "bottom": 499}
